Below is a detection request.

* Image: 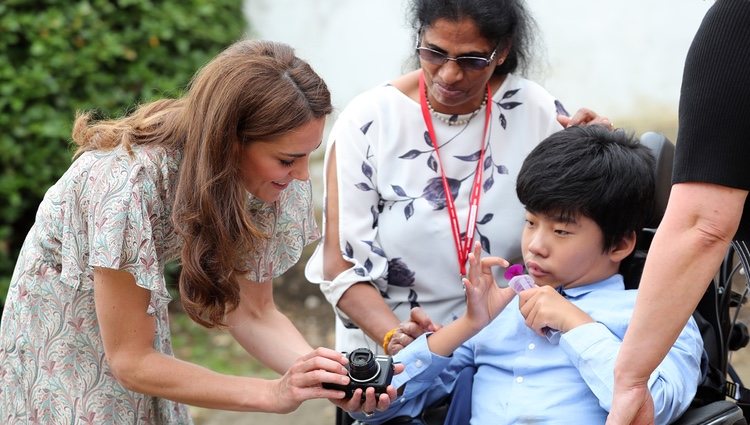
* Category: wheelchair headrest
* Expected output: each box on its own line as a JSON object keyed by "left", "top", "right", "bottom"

{"left": 639, "top": 131, "right": 674, "bottom": 229}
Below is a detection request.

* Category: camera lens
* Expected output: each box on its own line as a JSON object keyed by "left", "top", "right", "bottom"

{"left": 347, "top": 348, "right": 379, "bottom": 382}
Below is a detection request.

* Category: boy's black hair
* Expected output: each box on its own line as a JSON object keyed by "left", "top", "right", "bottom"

{"left": 516, "top": 125, "right": 656, "bottom": 251}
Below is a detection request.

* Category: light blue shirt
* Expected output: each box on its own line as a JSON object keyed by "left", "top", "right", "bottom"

{"left": 354, "top": 275, "right": 705, "bottom": 425}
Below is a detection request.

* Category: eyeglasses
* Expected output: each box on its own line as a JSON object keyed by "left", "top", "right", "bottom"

{"left": 415, "top": 40, "right": 498, "bottom": 71}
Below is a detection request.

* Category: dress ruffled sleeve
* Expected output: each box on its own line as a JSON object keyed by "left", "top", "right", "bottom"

{"left": 241, "top": 179, "right": 320, "bottom": 282}
{"left": 85, "top": 152, "right": 172, "bottom": 315}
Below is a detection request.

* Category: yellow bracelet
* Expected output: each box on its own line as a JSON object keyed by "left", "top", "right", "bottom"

{"left": 382, "top": 328, "right": 398, "bottom": 353}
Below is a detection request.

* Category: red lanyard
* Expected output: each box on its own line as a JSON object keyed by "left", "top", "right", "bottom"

{"left": 418, "top": 72, "right": 492, "bottom": 276}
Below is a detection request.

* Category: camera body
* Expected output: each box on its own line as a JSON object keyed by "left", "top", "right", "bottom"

{"left": 323, "top": 347, "right": 394, "bottom": 399}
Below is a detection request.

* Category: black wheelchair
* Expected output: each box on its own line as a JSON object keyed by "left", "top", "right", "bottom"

{"left": 339, "top": 132, "right": 750, "bottom": 425}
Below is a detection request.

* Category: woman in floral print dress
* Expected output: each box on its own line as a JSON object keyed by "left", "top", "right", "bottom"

{"left": 0, "top": 40, "right": 389, "bottom": 424}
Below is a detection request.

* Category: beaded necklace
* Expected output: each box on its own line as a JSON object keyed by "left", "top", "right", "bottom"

{"left": 425, "top": 90, "right": 489, "bottom": 126}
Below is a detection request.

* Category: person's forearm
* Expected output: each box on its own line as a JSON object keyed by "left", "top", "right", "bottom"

{"left": 111, "top": 349, "right": 280, "bottom": 412}
{"left": 323, "top": 146, "right": 399, "bottom": 345}
{"left": 617, "top": 229, "right": 723, "bottom": 379}
{"left": 566, "top": 320, "right": 702, "bottom": 422}
{"left": 227, "top": 305, "right": 312, "bottom": 374}
{"left": 425, "top": 316, "right": 480, "bottom": 356}
{"left": 337, "top": 283, "right": 400, "bottom": 344}
{"left": 616, "top": 184, "right": 745, "bottom": 383}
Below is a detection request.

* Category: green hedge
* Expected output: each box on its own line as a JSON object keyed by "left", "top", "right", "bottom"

{"left": 0, "top": 0, "right": 246, "bottom": 305}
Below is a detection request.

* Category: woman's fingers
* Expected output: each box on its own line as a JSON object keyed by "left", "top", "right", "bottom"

{"left": 560, "top": 107, "right": 614, "bottom": 129}
{"left": 287, "top": 363, "right": 348, "bottom": 390}
{"left": 400, "top": 320, "right": 425, "bottom": 339}
{"left": 360, "top": 387, "right": 378, "bottom": 414}
{"left": 387, "top": 307, "right": 441, "bottom": 354}
{"left": 279, "top": 347, "right": 405, "bottom": 414}
{"left": 331, "top": 388, "right": 362, "bottom": 411}
{"left": 375, "top": 390, "right": 393, "bottom": 411}
{"left": 566, "top": 107, "right": 597, "bottom": 126}
{"left": 387, "top": 329, "right": 414, "bottom": 353}
{"left": 279, "top": 349, "right": 351, "bottom": 400}
{"left": 359, "top": 384, "right": 401, "bottom": 414}
{"left": 276, "top": 370, "right": 346, "bottom": 412}
{"left": 387, "top": 340, "right": 403, "bottom": 355}
{"left": 294, "top": 350, "right": 348, "bottom": 375}
{"left": 407, "top": 306, "right": 438, "bottom": 333}
{"left": 298, "top": 346, "right": 348, "bottom": 366}
{"left": 334, "top": 384, "right": 398, "bottom": 415}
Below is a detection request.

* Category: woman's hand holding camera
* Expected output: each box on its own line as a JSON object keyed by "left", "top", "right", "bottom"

{"left": 271, "top": 347, "right": 350, "bottom": 413}
{"left": 329, "top": 363, "right": 406, "bottom": 416}
{"left": 332, "top": 381, "right": 401, "bottom": 416}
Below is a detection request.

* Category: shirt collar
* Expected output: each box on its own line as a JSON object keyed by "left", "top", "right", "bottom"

{"left": 559, "top": 274, "right": 625, "bottom": 299}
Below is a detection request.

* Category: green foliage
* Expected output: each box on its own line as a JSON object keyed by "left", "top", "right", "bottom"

{"left": 0, "top": 0, "right": 246, "bottom": 304}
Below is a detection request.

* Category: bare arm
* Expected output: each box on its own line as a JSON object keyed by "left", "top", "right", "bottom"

{"left": 428, "top": 244, "right": 512, "bottom": 356}
{"left": 323, "top": 144, "right": 400, "bottom": 344}
{"left": 226, "top": 277, "right": 313, "bottom": 374}
{"left": 94, "top": 268, "right": 349, "bottom": 413}
{"left": 608, "top": 182, "right": 747, "bottom": 423}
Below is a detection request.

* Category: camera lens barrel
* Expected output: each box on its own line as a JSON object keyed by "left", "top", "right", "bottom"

{"left": 322, "top": 347, "right": 394, "bottom": 399}
{"left": 347, "top": 348, "right": 380, "bottom": 382}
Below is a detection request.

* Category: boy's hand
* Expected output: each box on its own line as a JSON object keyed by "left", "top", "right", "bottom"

{"left": 518, "top": 286, "right": 594, "bottom": 336}
{"left": 331, "top": 363, "right": 406, "bottom": 416}
{"left": 463, "top": 242, "right": 515, "bottom": 330}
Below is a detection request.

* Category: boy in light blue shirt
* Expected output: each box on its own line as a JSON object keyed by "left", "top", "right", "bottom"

{"left": 354, "top": 125, "right": 704, "bottom": 424}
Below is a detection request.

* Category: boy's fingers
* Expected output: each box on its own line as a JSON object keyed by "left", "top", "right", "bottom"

{"left": 481, "top": 256, "right": 509, "bottom": 269}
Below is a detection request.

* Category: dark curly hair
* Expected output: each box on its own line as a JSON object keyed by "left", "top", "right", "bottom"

{"left": 409, "top": 0, "right": 536, "bottom": 75}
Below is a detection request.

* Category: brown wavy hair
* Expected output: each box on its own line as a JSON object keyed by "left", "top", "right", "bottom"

{"left": 71, "top": 40, "right": 333, "bottom": 327}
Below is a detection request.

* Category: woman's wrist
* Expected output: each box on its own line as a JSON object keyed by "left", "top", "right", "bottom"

{"left": 382, "top": 327, "right": 398, "bottom": 352}
{"left": 337, "top": 283, "right": 400, "bottom": 345}
{"left": 262, "top": 378, "right": 285, "bottom": 413}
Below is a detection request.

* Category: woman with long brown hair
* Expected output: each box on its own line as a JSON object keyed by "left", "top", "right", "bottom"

{"left": 0, "top": 39, "right": 392, "bottom": 423}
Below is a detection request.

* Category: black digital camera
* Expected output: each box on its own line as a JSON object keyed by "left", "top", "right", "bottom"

{"left": 323, "top": 347, "right": 394, "bottom": 399}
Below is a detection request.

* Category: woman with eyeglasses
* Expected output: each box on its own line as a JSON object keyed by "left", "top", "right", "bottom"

{"left": 307, "top": 0, "right": 610, "bottom": 388}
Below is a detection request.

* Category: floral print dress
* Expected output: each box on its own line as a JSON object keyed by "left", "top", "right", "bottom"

{"left": 306, "top": 73, "right": 565, "bottom": 353}
{"left": 0, "top": 144, "right": 319, "bottom": 424}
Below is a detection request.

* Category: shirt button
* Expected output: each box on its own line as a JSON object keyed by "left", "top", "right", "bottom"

{"left": 415, "top": 359, "right": 423, "bottom": 368}
{"left": 528, "top": 343, "right": 536, "bottom": 350}
{"left": 516, "top": 376, "right": 524, "bottom": 383}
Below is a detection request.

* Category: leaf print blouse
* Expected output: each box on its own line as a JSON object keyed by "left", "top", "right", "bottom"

{"left": 306, "top": 73, "right": 564, "bottom": 353}
{"left": 0, "top": 143, "right": 319, "bottom": 424}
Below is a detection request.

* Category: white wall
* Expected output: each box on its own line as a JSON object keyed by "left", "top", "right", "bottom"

{"left": 244, "top": 0, "right": 414, "bottom": 114}
{"left": 244, "top": 0, "right": 712, "bottom": 123}
{"left": 528, "top": 1, "right": 713, "bottom": 119}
